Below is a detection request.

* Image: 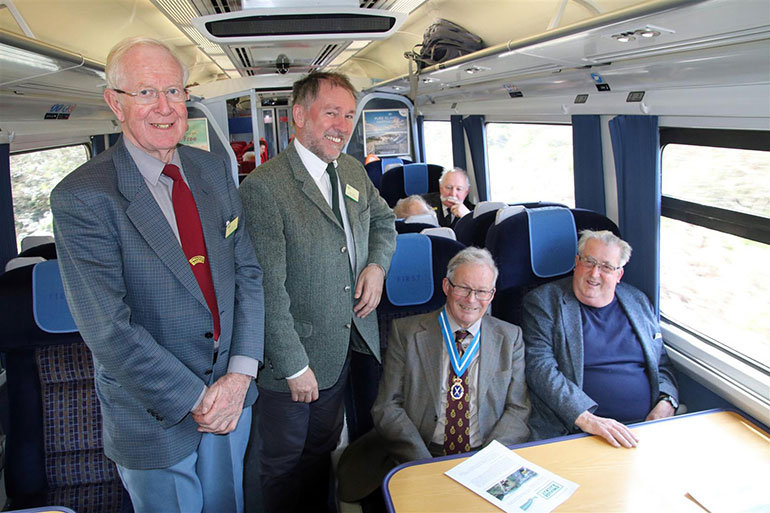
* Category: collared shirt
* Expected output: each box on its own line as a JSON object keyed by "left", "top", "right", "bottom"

{"left": 124, "top": 138, "right": 257, "bottom": 401}
{"left": 294, "top": 138, "right": 357, "bottom": 272}
{"left": 431, "top": 311, "right": 483, "bottom": 448}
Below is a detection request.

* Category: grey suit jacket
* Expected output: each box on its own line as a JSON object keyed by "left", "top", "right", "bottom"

{"left": 51, "top": 137, "right": 264, "bottom": 469}
{"left": 239, "top": 142, "right": 396, "bottom": 391}
{"left": 372, "top": 310, "right": 531, "bottom": 464}
{"left": 521, "top": 277, "right": 678, "bottom": 441}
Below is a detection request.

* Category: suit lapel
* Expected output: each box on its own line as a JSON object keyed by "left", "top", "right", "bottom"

{"left": 560, "top": 292, "right": 585, "bottom": 386}
{"left": 477, "top": 319, "right": 499, "bottom": 425}
{"left": 415, "top": 313, "right": 443, "bottom": 416}
{"left": 117, "top": 142, "right": 207, "bottom": 308}
{"left": 616, "top": 286, "right": 656, "bottom": 375}
{"left": 180, "top": 148, "right": 223, "bottom": 311}
{"left": 286, "top": 145, "right": 343, "bottom": 228}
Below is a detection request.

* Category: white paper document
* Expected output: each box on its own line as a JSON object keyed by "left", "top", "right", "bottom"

{"left": 444, "top": 440, "right": 578, "bottom": 513}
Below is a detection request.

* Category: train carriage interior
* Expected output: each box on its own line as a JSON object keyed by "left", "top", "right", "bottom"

{"left": 0, "top": 0, "right": 768, "bottom": 511}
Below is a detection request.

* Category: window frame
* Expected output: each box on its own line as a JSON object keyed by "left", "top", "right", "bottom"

{"left": 658, "top": 127, "right": 770, "bottom": 421}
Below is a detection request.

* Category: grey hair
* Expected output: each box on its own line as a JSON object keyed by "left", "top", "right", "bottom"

{"left": 438, "top": 167, "right": 470, "bottom": 188}
{"left": 446, "top": 247, "right": 499, "bottom": 284}
{"left": 105, "top": 37, "right": 188, "bottom": 90}
{"left": 577, "top": 229, "right": 632, "bottom": 267}
{"left": 393, "top": 195, "right": 432, "bottom": 218}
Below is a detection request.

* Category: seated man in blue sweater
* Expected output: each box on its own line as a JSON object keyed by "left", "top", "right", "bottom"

{"left": 522, "top": 230, "right": 679, "bottom": 448}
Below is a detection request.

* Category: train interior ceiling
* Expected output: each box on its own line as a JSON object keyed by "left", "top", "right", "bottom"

{"left": 1, "top": 0, "right": 768, "bottom": 153}
{"left": 0, "top": 0, "right": 768, "bottom": 508}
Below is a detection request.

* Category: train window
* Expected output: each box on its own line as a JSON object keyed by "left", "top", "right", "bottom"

{"left": 423, "top": 121, "right": 453, "bottom": 170}
{"left": 486, "top": 123, "right": 574, "bottom": 206}
{"left": 660, "top": 139, "right": 770, "bottom": 368}
{"left": 10, "top": 144, "right": 89, "bottom": 250}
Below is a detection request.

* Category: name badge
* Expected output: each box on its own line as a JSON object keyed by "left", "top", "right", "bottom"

{"left": 225, "top": 216, "right": 239, "bottom": 238}
{"left": 345, "top": 184, "right": 359, "bottom": 202}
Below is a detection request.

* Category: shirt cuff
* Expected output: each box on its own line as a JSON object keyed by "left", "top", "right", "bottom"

{"left": 286, "top": 365, "right": 309, "bottom": 380}
{"left": 227, "top": 355, "right": 259, "bottom": 378}
{"left": 191, "top": 386, "right": 206, "bottom": 412}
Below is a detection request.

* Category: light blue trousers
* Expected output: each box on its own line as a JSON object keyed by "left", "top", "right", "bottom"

{"left": 117, "top": 406, "right": 251, "bottom": 513}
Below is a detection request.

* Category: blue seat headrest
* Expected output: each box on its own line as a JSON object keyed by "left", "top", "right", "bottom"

{"left": 386, "top": 233, "right": 434, "bottom": 306}
{"left": 526, "top": 207, "right": 577, "bottom": 278}
{"left": 403, "top": 163, "right": 429, "bottom": 196}
{"left": 32, "top": 260, "right": 78, "bottom": 333}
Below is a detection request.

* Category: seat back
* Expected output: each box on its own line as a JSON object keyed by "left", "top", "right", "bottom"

{"left": 420, "top": 227, "right": 456, "bottom": 240}
{"left": 0, "top": 261, "right": 126, "bottom": 512}
{"left": 454, "top": 201, "right": 507, "bottom": 248}
{"left": 20, "top": 235, "right": 55, "bottom": 253}
{"left": 379, "top": 163, "right": 443, "bottom": 207}
{"left": 486, "top": 207, "right": 619, "bottom": 325}
{"left": 377, "top": 234, "right": 465, "bottom": 351}
{"left": 364, "top": 157, "right": 404, "bottom": 190}
{"left": 395, "top": 220, "right": 436, "bottom": 234}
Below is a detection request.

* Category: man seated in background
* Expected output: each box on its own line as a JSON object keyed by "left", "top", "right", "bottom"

{"left": 522, "top": 230, "right": 679, "bottom": 448}
{"left": 393, "top": 194, "right": 437, "bottom": 223}
{"left": 423, "top": 167, "right": 475, "bottom": 228}
{"left": 338, "top": 247, "right": 530, "bottom": 504}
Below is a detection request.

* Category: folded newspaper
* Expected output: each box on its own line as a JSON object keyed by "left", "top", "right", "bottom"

{"left": 444, "top": 440, "right": 578, "bottom": 513}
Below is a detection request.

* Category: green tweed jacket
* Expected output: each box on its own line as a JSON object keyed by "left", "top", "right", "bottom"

{"left": 240, "top": 142, "right": 396, "bottom": 392}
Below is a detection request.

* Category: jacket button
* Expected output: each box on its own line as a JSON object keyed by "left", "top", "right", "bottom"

{"left": 341, "top": 246, "right": 347, "bottom": 253}
{"left": 204, "top": 332, "right": 214, "bottom": 339}
{"left": 344, "top": 285, "right": 351, "bottom": 291}
{"left": 204, "top": 369, "right": 213, "bottom": 375}
{"left": 345, "top": 323, "right": 351, "bottom": 329}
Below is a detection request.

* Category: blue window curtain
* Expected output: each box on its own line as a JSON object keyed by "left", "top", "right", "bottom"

{"left": 91, "top": 133, "right": 121, "bottom": 155}
{"left": 450, "top": 115, "right": 466, "bottom": 169}
{"left": 572, "top": 115, "right": 606, "bottom": 215}
{"left": 609, "top": 115, "right": 661, "bottom": 313}
{"left": 461, "top": 115, "right": 489, "bottom": 202}
{"left": 0, "top": 143, "right": 18, "bottom": 269}
{"left": 415, "top": 115, "right": 426, "bottom": 163}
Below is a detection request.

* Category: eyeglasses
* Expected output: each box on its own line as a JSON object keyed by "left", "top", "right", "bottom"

{"left": 112, "top": 86, "right": 188, "bottom": 104}
{"left": 447, "top": 278, "right": 494, "bottom": 301}
{"left": 577, "top": 254, "right": 622, "bottom": 274}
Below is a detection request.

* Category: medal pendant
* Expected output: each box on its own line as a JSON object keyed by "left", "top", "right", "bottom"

{"left": 450, "top": 377, "right": 465, "bottom": 400}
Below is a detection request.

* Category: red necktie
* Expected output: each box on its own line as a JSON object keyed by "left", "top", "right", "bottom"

{"left": 162, "top": 164, "right": 220, "bottom": 340}
{"left": 444, "top": 329, "right": 471, "bottom": 455}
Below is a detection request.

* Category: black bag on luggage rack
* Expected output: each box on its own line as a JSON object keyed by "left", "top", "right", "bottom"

{"left": 414, "top": 19, "right": 485, "bottom": 70}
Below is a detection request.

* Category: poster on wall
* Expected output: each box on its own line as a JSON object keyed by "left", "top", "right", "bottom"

{"left": 363, "top": 108, "right": 410, "bottom": 157}
{"left": 181, "top": 118, "right": 210, "bottom": 151}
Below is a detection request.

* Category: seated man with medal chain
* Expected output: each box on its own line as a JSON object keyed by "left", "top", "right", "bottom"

{"left": 337, "top": 247, "right": 530, "bottom": 504}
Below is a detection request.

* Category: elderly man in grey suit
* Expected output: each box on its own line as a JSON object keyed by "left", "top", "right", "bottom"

{"left": 522, "top": 230, "right": 678, "bottom": 448}
{"left": 50, "top": 38, "right": 263, "bottom": 513}
{"left": 338, "top": 247, "right": 530, "bottom": 503}
{"left": 239, "top": 72, "right": 396, "bottom": 513}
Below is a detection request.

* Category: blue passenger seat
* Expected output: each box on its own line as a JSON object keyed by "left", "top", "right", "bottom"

{"left": 379, "top": 163, "right": 443, "bottom": 207}
{"left": 377, "top": 233, "right": 465, "bottom": 353}
{"left": 486, "top": 207, "right": 620, "bottom": 325}
{"left": 364, "top": 157, "right": 406, "bottom": 190}
{"left": 0, "top": 260, "right": 127, "bottom": 512}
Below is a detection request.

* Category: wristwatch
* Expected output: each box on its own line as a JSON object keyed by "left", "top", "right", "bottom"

{"left": 659, "top": 394, "right": 679, "bottom": 410}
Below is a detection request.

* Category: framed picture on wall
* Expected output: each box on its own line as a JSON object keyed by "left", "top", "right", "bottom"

{"left": 363, "top": 109, "right": 410, "bottom": 157}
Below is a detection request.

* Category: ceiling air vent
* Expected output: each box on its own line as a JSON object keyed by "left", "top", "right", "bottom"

{"left": 192, "top": 7, "right": 406, "bottom": 43}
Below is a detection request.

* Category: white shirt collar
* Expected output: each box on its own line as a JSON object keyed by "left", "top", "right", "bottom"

{"left": 294, "top": 138, "right": 336, "bottom": 180}
{"left": 124, "top": 137, "right": 182, "bottom": 185}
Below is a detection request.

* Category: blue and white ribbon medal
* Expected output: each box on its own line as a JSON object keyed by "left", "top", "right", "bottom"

{"left": 439, "top": 309, "right": 480, "bottom": 400}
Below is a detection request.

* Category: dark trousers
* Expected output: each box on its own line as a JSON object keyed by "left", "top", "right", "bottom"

{"left": 257, "top": 354, "right": 350, "bottom": 513}
{"left": 344, "top": 349, "right": 383, "bottom": 443}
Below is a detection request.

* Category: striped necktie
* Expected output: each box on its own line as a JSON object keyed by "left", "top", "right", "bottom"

{"left": 444, "top": 329, "right": 471, "bottom": 455}
{"left": 162, "top": 164, "right": 220, "bottom": 340}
